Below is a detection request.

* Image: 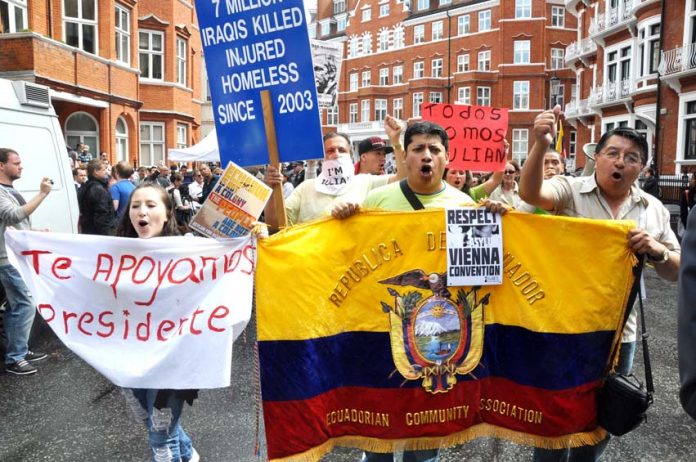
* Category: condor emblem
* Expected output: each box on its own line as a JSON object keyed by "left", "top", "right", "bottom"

{"left": 379, "top": 269, "right": 488, "bottom": 394}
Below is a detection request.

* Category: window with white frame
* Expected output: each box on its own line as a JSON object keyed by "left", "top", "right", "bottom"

{"left": 379, "top": 67, "right": 389, "bottom": 85}
{"left": 551, "top": 48, "right": 564, "bottom": 70}
{"left": 432, "top": 58, "right": 443, "bottom": 77}
{"left": 440, "top": 0, "right": 451, "bottom": 5}
{"left": 362, "top": 70, "right": 371, "bottom": 87}
{"left": 336, "top": 15, "right": 347, "bottom": 32}
{"left": 457, "top": 87, "right": 471, "bottom": 104}
{"left": 379, "top": 2, "right": 389, "bottom": 17}
{"left": 350, "top": 72, "right": 358, "bottom": 91}
{"left": 413, "top": 61, "right": 424, "bottom": 78}
{"left": 115, "top": 5, "right": 130, "bottom": 64}
{"left": 605, "top": 44, "right": 631, "bottom": 91}
{"left": 458, "top": 14, "right": 469, "bottom": 35}
{"left": 393, "top": 65, "right": 403, "bottom": 84}
{"left": 362, "top": 7, "right": 371, "bottom": 22}
{"left": 379, "top": 29, "right": 389, "bottom": 51}
{"left": 0, "top": 0, "right": 27, "bottom": 33}
{"left": 349, "top": 103, "right": 358, "bottom": 123}
{"left": 327, "top": 106, "right": 338, "bottom": 125}
{"left": 362, "top": 32, "right": 372, "bottom": 54}
{"left": 429, "top": 92, "right": 443, "bottom": 103}
{"left": 417, "top": 0, "right": 429, "bottom": 11}
{"left": 139, "top": 30, "right": 164, "bottom": 80}
{"left": 375, "top": 99, "right": 387, "bottom": 121}
{"left": 685, "top": 101, "right": 696, "bottom": 160}
{"left": 393, "top": 98, "right": 403, "bottom": 120}
{"left": 689, "top": 1, "right": 696, "bottom": 44}
{"left": 514, "top": 40, "right": 530, "bottom": 64}
{"left": 334, "top": 0, "right": 345, "bottom": 14}
{"left": 176, "top": 123, "right": 188, "bottom": 149}
{"left": 513, "top": 81, "right": 529, "bottom": 109}
{"left": 457, "top": 54, "right": 470, "bottom": 72}
{"left": 432, "top": 21, "right": 443, "bottom": 40}
{"left": 139, "top": 122, "right": 165, "bottom": 166}
{"left": 550, "top": 79, "right": 564, "bottom": 108}
{"left": 478, "top": 50, "right": 491, "bottom": 71}
{"left": 115, "top": 117, "right": 128, "bottom": 162}
{"left": 309, "top": 24, "right": 317, "bottom": 39}
{"left": 64, "top": 0, "right": 98, "bottom": 54}
{"left": 551, "top": 6, "right": 564, "bottom": 27}
{"left": 393, "top": 26, "right": 404, "bottom": 48}
{"left": 320, "top": 21, "right": 330, "bottom": 36}
{"left": 639, "top": 24, "right": 660, "bottom": 76}
{"left": 515, "top": 0, "right": 531, "bottom": 19}
{"left": 361, "top": 99, "right": 370, "bottom": 122}
{"left": 176, "top": 37, "right": 187, "bottom": 86}
{"left": 413, "top": 92, "right": 424, "bottom": 117}
{"left": 477, "top": 86, "right": 491, "bottom": 106}
{"left": 414, "top": 24, "right": 425, "bottom": 44}
{"left": 349, "top": 36, "right": 359, "bottom": 57}
{"left": 479, "top": 10, "right": 491, "bottom": 32}
{"left": 512, "top": 129, "right": 528, "bottom": 163}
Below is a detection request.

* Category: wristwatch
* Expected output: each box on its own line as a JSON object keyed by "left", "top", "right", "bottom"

{"left": 648, "top": 249, "right": 670, "bottom": 264}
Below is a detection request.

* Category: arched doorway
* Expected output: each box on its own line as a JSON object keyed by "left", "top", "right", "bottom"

{"left": 65, "top": 112, "right": 99, "bottom": 158}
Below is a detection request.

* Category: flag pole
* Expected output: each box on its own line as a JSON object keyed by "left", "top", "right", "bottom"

{"left": 261, "top": 90, "right": 287, "bottom": 228}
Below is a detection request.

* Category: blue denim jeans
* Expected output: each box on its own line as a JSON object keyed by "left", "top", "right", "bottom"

{"left": 123, "top": 389, "right": 194, "bottom": 462}
{"left": 532, "top": 341, "right": 636, "bottom": 462}
{"left": 0, "top": 264, "right": 35, "bottom": 364}
{"left": 363, "top": 449, "right": 439, "bottom": 462}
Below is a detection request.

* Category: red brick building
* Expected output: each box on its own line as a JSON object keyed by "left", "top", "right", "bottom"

{"left": 0, "top": 0, "right": 204, "bottom": 166}
{"left": 314, "top": 0, "right": 577, "bottom": 165}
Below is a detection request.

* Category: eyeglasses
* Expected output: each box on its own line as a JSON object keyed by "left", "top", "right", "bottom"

{"left": 600, "top": 150, "right": 642, "bottom": 166}
{"left": 504, "top": 170, "right": 516, "bottom": 174}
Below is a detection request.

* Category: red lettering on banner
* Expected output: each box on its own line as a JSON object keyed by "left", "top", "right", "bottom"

{"left": 177, "top": 316, "right": 190, "bottom": 336}
{"left": 199, "top": 256, "right": 219, "bottom": 281}
{"left": 157, "top": 320, "right": 176, "bottom": 341}
{"left": 93, "top": 254, "right": 114, "bottom": 282}
{"left": 190, "top": 308, "right": 205, "bottom": 335}
{"left": 242, "top": 245, "right": 255, "bottom": 274}
{"left": 21, "top": 249, "right": 51, "bottom": 274}
{"left": 111, "top": 255, "right": 138, "bottom": 297}
{"left": 78, "top": 312, "right": 94, "bottom": 336}
{"left": 168, "top": 258, "right": 201, "bottom": 285}
{"left": 122, "top": 309, "right": 131, "bottom": 339}
{"left": 136, "top": 313, "right": 152, "bottom": 341}
{"left": 97, "top": 311, "right": 114, "bottom": 337}
{"left": 63, "top": 310, "right": 77, "bottom": 334}
{"left": 51, "top": 257, "right": 72, "bottom": 280}
{"left": 132, "top": 257, "right": 155, "bottom": 284}
{"left": 225, "top": 250, "right": 242, "bottom": 273}
{"left": 38, "top": 303, "right": 55, "bottom": 322}
{"left": 208, "top": 305, "right": 229, "bottom": 332}
{"left": 421, "top": 102, "right": 508, "bottom": 172}
{"left": 134, "top": 259, "right": 174, "bottom": 307}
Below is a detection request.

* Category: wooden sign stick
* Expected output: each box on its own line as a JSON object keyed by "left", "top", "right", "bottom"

{"left": 261, "top": 89, "right": 287, "bottom": 228}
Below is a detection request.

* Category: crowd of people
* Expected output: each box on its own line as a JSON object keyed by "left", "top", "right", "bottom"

{"left": 3, "top": 105, "right": 696, "bottom": 462}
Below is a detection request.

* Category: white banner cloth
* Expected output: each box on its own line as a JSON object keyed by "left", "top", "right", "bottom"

{"left": 5, "top": 230, "right": 254, "bottom": 389}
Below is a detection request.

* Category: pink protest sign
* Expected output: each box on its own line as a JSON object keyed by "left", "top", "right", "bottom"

{"left": 421, "top": 103, "right": 509, "bottom": 172}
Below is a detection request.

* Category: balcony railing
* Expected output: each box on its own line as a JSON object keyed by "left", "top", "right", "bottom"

{"left": 565, "top": 38, "right": 597, "bottom": 63}
{"left": 659, "top": 43, "right": 696, "bottom": 76}
{"left": 565, "top": 98, "right": 598, "bottom": 118}
{"left": 589, "top": 0, "right": 634, "bottom": 36}
{"left": 590, "top": 79, "right": 633, "bottom": 105}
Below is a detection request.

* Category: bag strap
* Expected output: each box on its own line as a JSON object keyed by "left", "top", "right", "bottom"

{"left": 637, "top": 273, "right": 654, "bottom": 396}
{"left": 399, "top": 179, "right": 425, "bottom": 210}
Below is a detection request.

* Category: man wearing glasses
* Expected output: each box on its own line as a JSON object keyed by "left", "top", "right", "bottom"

{"left": 520, "top": 106, "right": 680, "bottom": 461}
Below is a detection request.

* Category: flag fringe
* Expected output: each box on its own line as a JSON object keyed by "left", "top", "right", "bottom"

{"left": 268, "top": 424, "right": 607, "bottom": 462}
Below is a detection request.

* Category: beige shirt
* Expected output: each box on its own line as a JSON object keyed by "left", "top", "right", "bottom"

{"left": 547, "top": 174, "right": 680, "bottom": 342}
{"left": 285, "top": 174, "right": 390, "bottom": 225}
{"left": 490, "top": 183, "right": 521, "bottom": 209}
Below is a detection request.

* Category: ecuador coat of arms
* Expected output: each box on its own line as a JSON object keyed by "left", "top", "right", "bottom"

{"left": 379, "top": 269, "right": 488, "bottom": 394}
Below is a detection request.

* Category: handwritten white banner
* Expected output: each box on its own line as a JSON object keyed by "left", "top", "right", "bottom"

{"left": 5, "top": 230, "right": 254, "bottom": 389}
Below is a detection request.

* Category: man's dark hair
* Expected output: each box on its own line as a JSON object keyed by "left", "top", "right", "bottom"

{"left": 86, "top": 159, "right": 103, "bottom": 178}
{"left": 0, "top": 148, "right": 18, "bottom": 164}
{"left": 322, "top": 132, "right": 351, "bottom": 146}
{"left": 596, "top": 127, "right": 648, "bottom": 165}
{"left": 114, "top": 161, "right": 133, "bottom": 180}
{"left": 404, "top": 121, "right": 449, "bottom": 152}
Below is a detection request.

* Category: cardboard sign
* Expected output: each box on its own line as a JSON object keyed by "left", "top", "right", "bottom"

{"left": 6, "top": 230, "right": 254, "bottom": 389}
{"left": 194, "top": 0, "right": 324, "bottom": 166}
{"left": 190, "top": 161, "right": 272, "bottom": 239}
{"left": 422, "top": 103, "right": 509, "bottom": 172}
{"left": 446, "top": 207, "right": 503, "bottom": 286}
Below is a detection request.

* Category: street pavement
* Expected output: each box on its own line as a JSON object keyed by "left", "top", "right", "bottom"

{"left": 1, "top": 268, "right": 695, "bottom": 461}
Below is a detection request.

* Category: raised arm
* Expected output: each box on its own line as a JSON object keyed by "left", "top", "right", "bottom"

{"left": 519, "top": 105, "right": 561, "bottom": 211}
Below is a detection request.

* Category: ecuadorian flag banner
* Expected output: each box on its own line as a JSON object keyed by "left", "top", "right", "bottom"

{"left": 256, "top": 210, "right": 637, "bottom": 462}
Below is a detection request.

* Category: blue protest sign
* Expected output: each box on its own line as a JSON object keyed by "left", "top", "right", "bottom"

{"left": 194, "top": 0, "right": 324, "bottom": 167}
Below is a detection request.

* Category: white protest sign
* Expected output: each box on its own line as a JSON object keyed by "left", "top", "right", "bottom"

{"left": 5, "top": 230, "right": 254, "bottom": 389}
{"left": 446, "top": 207, "right": 503, "bottom": 286}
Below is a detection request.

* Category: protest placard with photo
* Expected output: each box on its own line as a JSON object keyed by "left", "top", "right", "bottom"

{"left": 311, "top": 40, "right": 343, "bottom": 108}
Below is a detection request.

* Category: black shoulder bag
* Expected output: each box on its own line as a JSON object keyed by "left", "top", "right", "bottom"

{"left": 399, "top": 179, "right": 425, "bottom": 210}
{"left": 597, "top": 256, "right": 654, "bottom": 436}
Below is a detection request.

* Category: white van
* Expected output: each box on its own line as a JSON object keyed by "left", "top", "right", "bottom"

{"left": 0, "top": 78, "right": 79, "bottom": 347}
{"left": 0, "top": 78, "right": 79, "bottom": 233}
